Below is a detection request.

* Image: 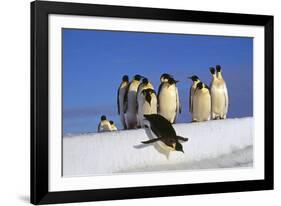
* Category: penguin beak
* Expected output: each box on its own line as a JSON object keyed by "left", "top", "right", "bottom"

{"left": 175, "top": 80, "right": 180, "bottom": 84}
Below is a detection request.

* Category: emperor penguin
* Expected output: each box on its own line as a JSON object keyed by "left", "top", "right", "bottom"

{"left": 117, "top": 75, "right": 129, "bottom": 129}
{"left": 97, "top": 115, "right": 111, "bottom": 132}
{"left": 124, "top": 74, "right": 142, "bottom": 129}
{"left": 141, "top": 114, "right": 188, "bottom": 153}
{"left": 160, "top": 73, "right": 173, "bottom": 83}
{"left": 137, "top": 88, "right": 157, "bottom": 127}
{"left": 109, "top": 120, "right": 118, "bottom": 131}
{"left": 192, "top": 82, "right": 211, "bottom": 122}
{"left": 136, "top": 78, "right": 154, "bottom": 126}
{"left": 210, "top": 65, "right": 229, "bottom": 119}
{"left": 188, "top": 75, "right": 201, "bottom": 114}
{"left": 158, "top": 77, "right": 181, "bottom": 123}
{"left": 158, "top": 73, "right": 173, "bottom": 97}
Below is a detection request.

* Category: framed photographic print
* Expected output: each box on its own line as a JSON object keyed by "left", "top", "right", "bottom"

{"left": 31, "top": 0, "right": 274, "bottom": 204}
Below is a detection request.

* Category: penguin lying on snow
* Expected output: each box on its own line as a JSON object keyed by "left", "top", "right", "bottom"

{"left": 98, "top": 116, "right": 118, "bottom": 132}
{"left": 97, "top": 115, "right": 111, "bottom": 132}
{"left": 141, "top": 114, "right": 188, "bottom": 153}
{"left": 109, "top": 120, "right": 118, "bottom": 131}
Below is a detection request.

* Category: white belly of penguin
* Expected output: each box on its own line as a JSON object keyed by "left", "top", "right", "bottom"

{"left": 144, "top": 122, "right": 175, "bottom": 152}
{"left": 157, "top": 141, "right": 176, "bottom": 152}
{"left": 138, "top": 96, "right": 157, "bottom": 127}
{"left": 193, "top": 90, "right": 211, "bottom": 121}
{"left": 125, "top": 81, "right": 140, "bottom": 128}
{"left": 99, "top": 121, "right": 111, "bottom": 132}
{"left": 211, "top": 85, "right": 227, "bottom": 117}
{"left": 159, "top": 85, "right": 177, "bottom": 122}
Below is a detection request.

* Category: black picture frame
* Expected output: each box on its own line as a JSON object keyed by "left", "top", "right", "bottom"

{"left": 31, "top": 0, "right": 274, "bottom": 204}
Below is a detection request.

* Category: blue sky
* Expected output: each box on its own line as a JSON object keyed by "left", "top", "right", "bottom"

{"left": 63, "top": 29, "right": 253, "bottom": 135}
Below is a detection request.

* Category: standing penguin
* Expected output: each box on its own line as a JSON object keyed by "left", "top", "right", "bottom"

{"left": 192, "top": 82, "right": 211, "bottom": 122}
{"left": 158, "top": 77, "right": 181, "bottom": 123}
{"left": 188, "top": 75, "right": 201, "bottom": 114}
{"left": 141, "top": 114, "right": 188, "bottom": 153}
{"left": 157, "top": 73, "right": 173, "bottom": 100}
{"left": 97, "top": 115, "right": 111, "bottom": 132}
{"left": 109, "top": 120, "right": 118, "bottom": 131}
{"left": 124, "top": 74, "right": 142, "bottom": 129}
{"left": 210, "top": 65, "right": 229, "bottom": 119}
{"left": 117, "top": 75, "right": 129, "bottom": 129}
{"left": 137, "top": 88, "right": 157, "bottom": 127}
{"left": 136, "top": 78, "right": 154, "bottom": 126}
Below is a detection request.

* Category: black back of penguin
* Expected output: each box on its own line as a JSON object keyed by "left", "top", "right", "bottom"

{"left": 144, "top": 114, "right": 177, "bottom": 138}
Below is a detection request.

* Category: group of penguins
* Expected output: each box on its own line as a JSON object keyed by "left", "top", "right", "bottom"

{"left": 97, "top": 65, "right": 228, "bottom": 154}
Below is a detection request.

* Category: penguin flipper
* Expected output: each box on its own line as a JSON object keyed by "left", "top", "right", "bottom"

{"left": 123, "top": 83, "right": 130, "bottom": 113}
{"left": 176, "top": 136, "right": 189, "bottom": 142}
{"left": 157, "top": 83, "right": 163, "bottom": 112}
{"left": 141, "top": 138, "right": 161, "bottom": 144}
{"left": 224, "top": 86, "right": 229, "bottom": 115}
{"left": 189, "top": 87, "right": 193, "bottom": 113}
{"left": 117, "top": 87, "right": 120, "bottom": 115}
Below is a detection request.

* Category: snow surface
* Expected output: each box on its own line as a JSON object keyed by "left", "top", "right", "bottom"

{"left": 63, "top": 117, "right": 253, "bottom": 177}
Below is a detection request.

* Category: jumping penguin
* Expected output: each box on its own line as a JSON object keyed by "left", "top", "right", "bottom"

{"left": 124, "top": 74, "right": 142, "bottom": 129}
{"left": 192, "top": 82, "right": 211, "bottom": 122}
{"left": 158, "top": 77, "right": 181, "bottom": 123}
{"left": 136, "top": 78, "right": 154, "bottom": 126}
{"left": 117, "top": 75, "right": 129, "bottom": 129}
{"left": 141, "top": 114, "right": 188, "bottom": 153}
{"left": 210, "top": 65, "right": 229, "bottom": 119}
{"left": 97, "top": 115, "right": 111, "bottom": 132}
{"left": 188, "top": 75, "right": 201, "bottom": 114}
{"left": 137, "top": 88, "right": 157, "bottom": 127}
{"left": 109, "top": 120, "right": 118, "bottom": 131}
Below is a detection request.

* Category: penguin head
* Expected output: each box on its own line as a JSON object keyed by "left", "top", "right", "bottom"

{"left": 216, "top": 65, "right": 222, "bottom": 73}
{"left": 109, "top": 120, "right": 114, "bottom": 125}
{"left": 160, "top": 73, "right": 172, "bottom": 83}
{"left": 142, "top": 89, "right": 155, "bottom": 105}
{"left": 142, "top": 78, "right": 149, "bottom": 85}
{"left": 210, "top": 67, "right": 216, "bottom": 75}
{"left": 122, "top": 75, "right": 129, "bottom": 82}
{"left": 101, "top": 115, "right": 107, "bottom": 121}
{"left": 168, "top": 77, "right": 179, "bottom": 86}
{"left": 197, "top": 82, "right": 209, "bottom": 91}
{"left": 175, "top": 142, "right": 184, "bottom": 153}
{"left": 188, "top": 75, "right": 199, "bottom": 82}
{"left": 134, "top": 74, "right": 142, "bottom": 81}
{"left": 196, "top": 82, "right": 203, "bottom": 90}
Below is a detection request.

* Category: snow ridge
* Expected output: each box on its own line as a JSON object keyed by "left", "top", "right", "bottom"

{"left": 63, "top": 117, "right": 253, "bottom": 176}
